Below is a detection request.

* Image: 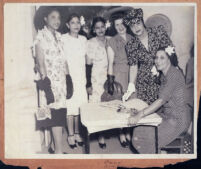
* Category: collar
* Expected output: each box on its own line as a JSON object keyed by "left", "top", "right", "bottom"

{"left": 43, "top": 26, "right": 61, "bottom": 41}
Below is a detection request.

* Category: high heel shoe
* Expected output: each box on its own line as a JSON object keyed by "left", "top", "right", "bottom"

{"left": 75, "top": 133, "right": 84, "bottom": 146}
{"left": 122, "top": 141, "right": 129, "bottom": 148}
{"left": 67, "top": 135, "right": 77, "bottom": 149}
{"left": 119, "top": 137, "right": 129, "bottom": 148}
{"left": 48, "top": 147, "right": 55, "bottom": 154}
{"left": 99, "top": 142, "right": 106, "bottom": 149}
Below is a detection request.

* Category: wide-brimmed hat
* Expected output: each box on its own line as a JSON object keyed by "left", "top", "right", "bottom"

{"left": 123, "top": 8, "right": 143, "bottom": 26}
{"left": 103, "top": 6, "right": 133, "bottom": 22}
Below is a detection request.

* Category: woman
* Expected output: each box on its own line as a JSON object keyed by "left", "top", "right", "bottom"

{"left": 185, "top": 45, "right": 194, "bottom": 109}
{"left": 128, "top": 46, "right": 191, "bottom": 153}
{"left": 122, "top": 8, "right": 172, "bottom": 105}
{"left": 107, "top": 11, "right": 133, "bottom": 147}
{"left": 33, "top": 7, "right": 73, "bottom": 154}
{"left": 62, "top": 14, "right": 88, "bottom": 148}
{"left": 86, "top": 17, "right": 110, "bottom": 149}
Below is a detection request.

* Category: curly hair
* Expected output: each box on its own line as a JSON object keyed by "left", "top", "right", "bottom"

{"left": 90, "top": 16, "right": 106, "bottom": 37}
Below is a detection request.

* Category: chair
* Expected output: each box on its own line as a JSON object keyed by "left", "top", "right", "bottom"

{"left": 160, "top": 131, "right": 193, "bottom": 154}
{"left": 160, "top": 109, "right": 193, "bottom": 154}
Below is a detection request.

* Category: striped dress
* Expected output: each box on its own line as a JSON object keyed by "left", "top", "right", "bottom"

{"left": 132, "top": 66, "right": 191, "bottom": 153}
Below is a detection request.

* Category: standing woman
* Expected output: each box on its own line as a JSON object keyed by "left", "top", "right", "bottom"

{"left": 86, "top": 17, "right": 110, "bottom": 149}
{"left": 107, "top": 11, "right": 133, "bottom": 147}
{"left": 122, "top": 8, "right": 173, "bottom": 105}
{"left": 62, "top": 14, "right": 88, "bottom": 148}
{"left": 33, "top": 7, "right": 73, "bottom": 154}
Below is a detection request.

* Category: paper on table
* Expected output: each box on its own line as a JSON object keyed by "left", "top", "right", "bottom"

{"left": 80, "top": 99, "right": 162, "bottom": 134}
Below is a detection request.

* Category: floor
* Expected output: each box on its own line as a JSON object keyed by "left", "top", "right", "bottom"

{"left": 39, "top": 129, "right": 136, "bottom": 154}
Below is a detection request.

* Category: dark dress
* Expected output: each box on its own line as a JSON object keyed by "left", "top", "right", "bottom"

{"left": 125, "top": 25, "right": 172, "bottom": 105}
{"left": 132, "top": 66, "right": 191, "bottom": 153}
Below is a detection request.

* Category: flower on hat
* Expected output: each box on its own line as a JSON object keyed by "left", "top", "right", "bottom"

{"left": 165, "top": 46, "right": 175, "bottom": 56}
{"left": 80, "top": 16, "right": 86, "bottom": 26}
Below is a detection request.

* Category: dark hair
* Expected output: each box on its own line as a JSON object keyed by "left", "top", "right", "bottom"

{"left": 108, "top": 12, "right": 128, "bottom": 36}
{"left": 154, "top": 46, "right": 184, "bottom": 85}
{"left": 65, "top": 13, "right": 80, "bottom": 24}
{"left": 63, "top": 13, "right": 80, "bottom": 33}
{"left": 157, "top": 46, "right": 179, "bottom": 67}
{"left": 34, "top": 6, "right": 60, "bottom": 30}
{"left": 90, "top": 17, "right": 106, "bottom": 37}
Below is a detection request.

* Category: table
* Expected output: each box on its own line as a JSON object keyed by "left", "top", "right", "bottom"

{"left": 80, "top": 99, "right": 162, "bottom": 154}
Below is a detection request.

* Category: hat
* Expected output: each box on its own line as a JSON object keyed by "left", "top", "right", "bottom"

{"left": 123, "top": 8, "right": 143, "bottom": 26}
{"left": 103, "top": 6, "right": 133, "bottom": 21}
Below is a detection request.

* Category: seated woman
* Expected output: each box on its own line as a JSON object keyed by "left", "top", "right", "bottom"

{"left": 128, "top": 46, "right": 191, "bottom": 154}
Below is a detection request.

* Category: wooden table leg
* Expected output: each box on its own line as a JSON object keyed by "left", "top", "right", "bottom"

{"left": 155, "top": 126, "right": 159, "bottom": 154}
{"left": 83, "top": 125, "right": 90, "bottom": 154}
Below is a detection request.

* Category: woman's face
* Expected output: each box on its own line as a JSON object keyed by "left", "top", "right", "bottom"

{"left": 155, "top": 50, "right": 171, "bottom": 71}
{"left": 45, "top": 10, "right": 61, "bottom": 30}
{"left": 114, "top": 18, "right": 126, "bottom": 35}
{"left": 67, "top": 17, "right": 81, "bottom": 34}
{"left": 94, "top": 21, "right": 106, "bottom": 37}
{"left": 130, "top": 20, "right": 145, "bottom": 36}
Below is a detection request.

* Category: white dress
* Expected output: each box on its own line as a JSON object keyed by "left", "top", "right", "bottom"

{"left": 61, "top": 33, "right": 88, "bottom": 115}
{"left": 86, "top": 37, "right": 109, "bottom": 103}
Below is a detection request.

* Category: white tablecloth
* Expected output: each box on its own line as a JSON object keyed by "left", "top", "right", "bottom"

{"left": 80, "top": 99, "right": 162, "bottom": 134}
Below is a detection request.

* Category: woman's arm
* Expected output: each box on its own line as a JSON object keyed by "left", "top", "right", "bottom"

{"left": 86, "top": 54, "right": 93, "bottom": 65}
{"left": 142, "top": 99, "right": 163, "bottom": 117}
{"left": 107, "top": 46, "right": 114, "bottom": 75}
{"left": 128, "top": 99, "right": 164, "bottom": 125}
{"left": 35, "top": 42, "right": 47, "bottom": 79}
{"left": 129, "top": 65, "right": 138, "bottom": 84}
{"left": 65, "top": 60, "right": 70, "bottom": 75}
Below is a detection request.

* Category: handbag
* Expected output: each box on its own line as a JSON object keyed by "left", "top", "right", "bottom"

{"left": 35, "top": 106, "right": 51, "bottom": 121}
{"left": 101, "top": 80, "right": 123, "bottom": 102}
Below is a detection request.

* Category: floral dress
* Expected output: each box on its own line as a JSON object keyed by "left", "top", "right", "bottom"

{"left": 86, "top": 37, "right": 109, "bottom": 103}
{"left": 125, "top": 25, "right": 172, "bottom": 105}
{"left": 33, "top": 26, "right": 67, "bottom": 109}
{"left": 61, "top": 33, "right": 88, "bottom": 115}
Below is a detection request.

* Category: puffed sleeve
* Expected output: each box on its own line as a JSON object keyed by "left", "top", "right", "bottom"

{"left": 32, "top": 30, "right": 45, "bottom": 57}
{"left": 125, "top": 39, "right": 139, "bottom": 66}
{"left": 157, "top": 25, "right": 173, "bottom": 48}
{"left": 86, "top": 40, "right": 95, "bottom": 61}
{"left": 159, "top": 69, "right": 180, "bottom": 102}
{"left": 107, "top": 37, "right": 116, "bottom": 51}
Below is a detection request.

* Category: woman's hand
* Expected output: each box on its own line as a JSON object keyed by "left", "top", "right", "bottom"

{"left": 122, "top": 82, "right": 136, "bottom": 102}
{"left": 128, "top": 111, "right": 144, "bottom": 126}
{"left": 86, "top": 86, "right": 93, "bottom": 95}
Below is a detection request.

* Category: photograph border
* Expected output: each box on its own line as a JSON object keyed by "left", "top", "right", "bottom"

{"left": 0, "top": 0, "right": 200, "bottom": 168}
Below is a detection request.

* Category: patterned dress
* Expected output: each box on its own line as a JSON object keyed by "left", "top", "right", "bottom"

{"left": 132, "top": 66, "right": 191, "bottom": 153}
{"left": 108, "top": 34, "right": 132, "bottom": 92}
{"left": 125, "top": 25, "right": 172, "bottom": 105}
{"left": 33, "top": 26, "right": 67, "bottom": 128}
{"left": 86, "top": 37, "right": 109, "bottom": 103}
{"left": 34, "top": 26, "right": 67, "bottom": 109}
{"left": 61, "top": 33, "right": 88, "bottom": 115}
